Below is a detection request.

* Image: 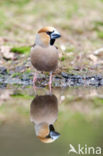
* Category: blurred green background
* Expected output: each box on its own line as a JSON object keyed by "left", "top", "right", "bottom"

{"left": 1, "top": 0, "right": 103, "bottom": 73}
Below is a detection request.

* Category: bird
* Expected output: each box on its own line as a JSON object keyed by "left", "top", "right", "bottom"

{"left": 30, "top": 94, "right": 60, "bottom": 143}
{"left": 30, "top": 26, "right": 61, "bottom": 92}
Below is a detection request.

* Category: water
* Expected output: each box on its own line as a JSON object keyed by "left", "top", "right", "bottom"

{"left": 0, "top": 86, "right": 103, "bottom": 156}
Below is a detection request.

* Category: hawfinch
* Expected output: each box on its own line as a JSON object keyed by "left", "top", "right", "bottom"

{"left": 30, "top": 94, "right": 60, "bottom": 143}
{"left": 30, "top": 26, "right": 61, "bottom": 92}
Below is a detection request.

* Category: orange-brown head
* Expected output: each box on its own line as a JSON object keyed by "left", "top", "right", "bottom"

{"left": 35, "top": 26, "right": 61, "bottom": 47}
{"left": 35, "top": 123, "right": 60, "bottom": 143}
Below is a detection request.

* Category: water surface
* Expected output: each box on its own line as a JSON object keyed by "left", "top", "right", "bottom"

{"left": 0, "top": 87, "right": 103, "bottom": 156}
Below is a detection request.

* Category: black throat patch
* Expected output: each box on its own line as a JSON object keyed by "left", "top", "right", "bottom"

{"left": 50, "top": 39, "right": 55, "bottom": 45}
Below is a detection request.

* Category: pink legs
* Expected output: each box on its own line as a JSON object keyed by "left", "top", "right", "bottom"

{"left": 49, "top": 72, "right": 52, "bottom": 93}
{"left": 33, "top": 72, "right": 37, "bottom": 92}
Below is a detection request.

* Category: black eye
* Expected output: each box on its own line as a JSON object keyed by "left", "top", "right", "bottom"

{"left": 47, "top": 31, "right": 52, "bottom": 35}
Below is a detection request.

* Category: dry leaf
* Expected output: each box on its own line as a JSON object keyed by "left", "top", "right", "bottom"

{"left": 94, "top": 48, "right": 103, "bottom": 57}
{"left": 0, "top": 46, "right": 15, "bottom": 60}
{"left": 87, "top": 54, "right": 98, "bottom": 63}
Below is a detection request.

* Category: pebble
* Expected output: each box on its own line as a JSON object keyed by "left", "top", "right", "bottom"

{"left": 0, "top": 70, "right": 103, "bottom": 88}
{"left": 0, "top": 67, "right": 7, "bottom": 75}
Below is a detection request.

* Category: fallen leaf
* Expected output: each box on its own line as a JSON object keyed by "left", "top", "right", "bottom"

{"left": 94, "top": 48, "right": 103, "bottom": 56}
{"left": 0, "top": 46, "right": 15, "bottom": 60}
{"left": 87, "top": 54, "right": 98, "bottom": 63}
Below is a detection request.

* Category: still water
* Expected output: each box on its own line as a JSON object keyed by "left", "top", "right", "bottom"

{"left": 0, "top": 87, "right": 103, "bottom": 156}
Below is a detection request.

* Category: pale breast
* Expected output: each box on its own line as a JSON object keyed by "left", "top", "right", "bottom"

{"left": 30, "top": 45, "right": 59, "bottom": 72}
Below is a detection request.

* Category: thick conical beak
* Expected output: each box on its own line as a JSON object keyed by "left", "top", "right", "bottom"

{"left": 51, "top": 30, "right": 61, "bottom": 39}
{"left": 50, "top": 131, "right": 60, "bottom": 140}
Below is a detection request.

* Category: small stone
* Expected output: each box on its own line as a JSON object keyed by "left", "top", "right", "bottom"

{"left": 15, "top": 66, "right": 25, "bottom": 72}
{"left": 61, "top": 72, "right": 69, "bottom": 78}
{"left": 100, "top": 79, "right": 103, "bottom": 86}
{"left": 0, "top": 67, "right": 7, "bottom": 75}
{"left": 61, "top": 72, "right": 74, "bottom": 79}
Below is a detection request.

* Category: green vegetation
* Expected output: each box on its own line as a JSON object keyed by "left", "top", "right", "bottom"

{"left": 65, "top": 47, "right": 75, "bottom": 53}
{"left": 17, "top": 106, "right": 29, "bottom": 116}
{"left": 92, "top": 97, "right": 103, "bottom": 107}
{"left": 11, "top": 46, "right": 30, "bottom": 54}
{"left": 12, "top": 72, "right": 22, "bottom": 78}
{"left": 25, "top": 69, "right": 31, "bottom": 73}
{"left": 11, "top": 93, "right": 33, "bottom": 99}
{"left": 60, "top": 56, "right": 67, "bottom": 61}
{"left": 98, "top": 31, "right": 103, "bottom": 39}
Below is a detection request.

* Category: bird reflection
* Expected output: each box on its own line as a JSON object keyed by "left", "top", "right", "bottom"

{"left": 30, "top": 94, "right": 60, "bottom": 143}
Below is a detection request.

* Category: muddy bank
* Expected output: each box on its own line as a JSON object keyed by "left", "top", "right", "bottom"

{"left": 1, "top": 67, "right": 103, "bottom": 88}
